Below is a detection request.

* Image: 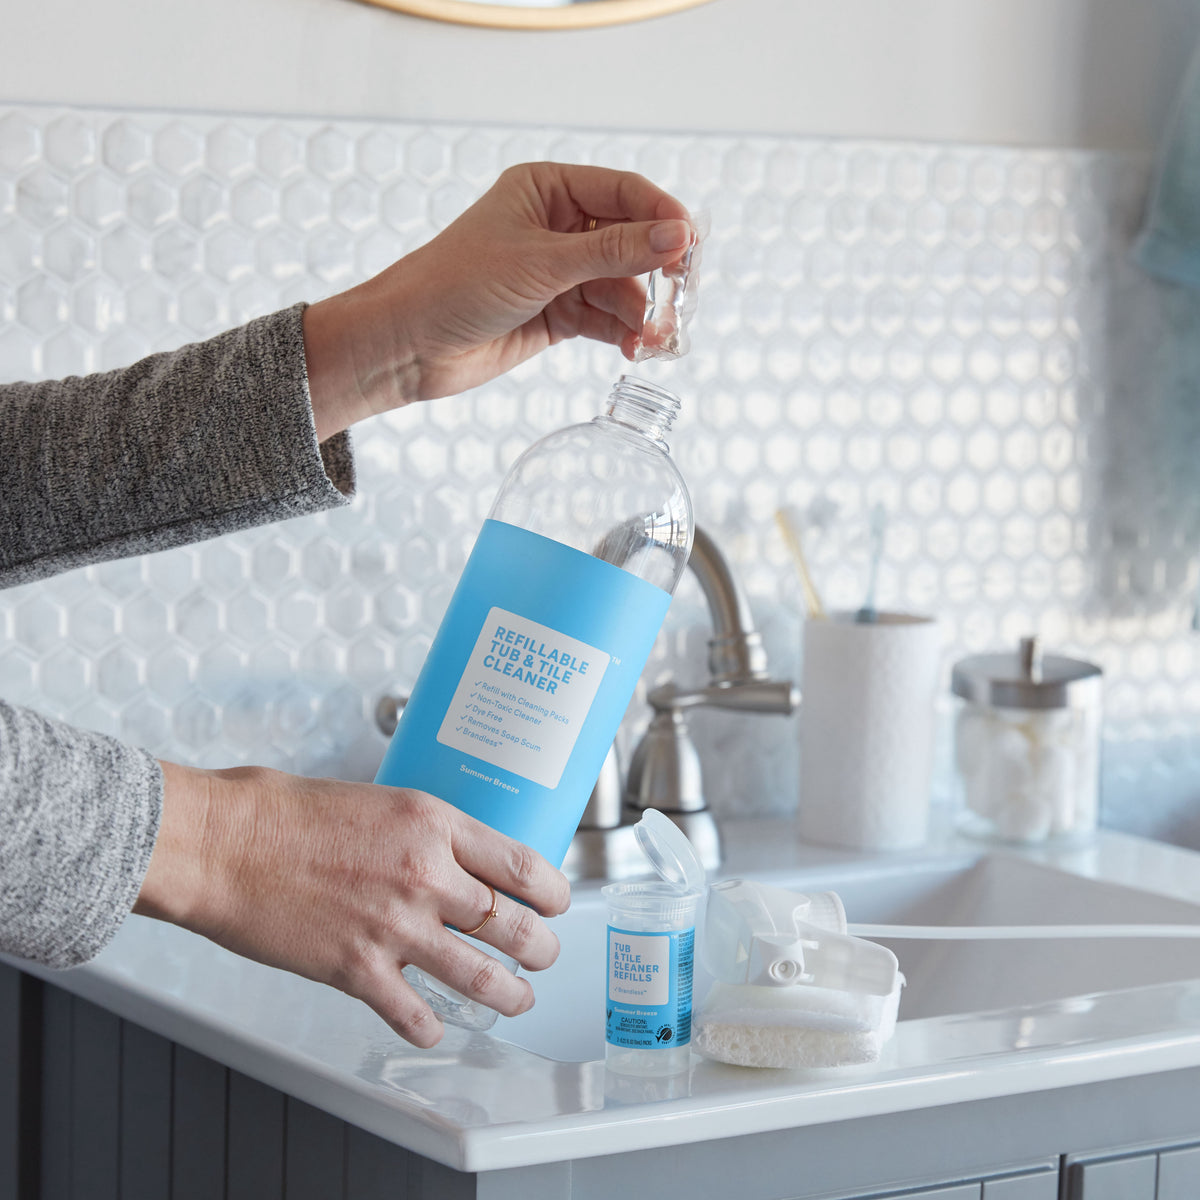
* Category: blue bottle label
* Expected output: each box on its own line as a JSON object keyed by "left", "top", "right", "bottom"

{"left": 606, "top": 926, "right": 694, "bottom": 1050}
{"left": 375, "top": 519, "right": 672, "bottom": 867}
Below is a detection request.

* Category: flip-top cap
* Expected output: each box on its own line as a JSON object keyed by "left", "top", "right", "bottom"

{"left": 634, "top": 809, "right": 707, "bottom": 895}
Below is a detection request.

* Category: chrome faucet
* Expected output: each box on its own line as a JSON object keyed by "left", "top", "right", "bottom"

{"left": 376, "top": 527, "right": 798, "bottom": 881}
{"left": 564, "top": 526, "right": 799, "bottom": 879}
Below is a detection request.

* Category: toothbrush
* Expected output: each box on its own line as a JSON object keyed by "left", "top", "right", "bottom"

{"left": 775, "top": 506, "right": 825, "bottom": 620}
{"left": 856, "top": 502, "right": 887, "bottom": 624}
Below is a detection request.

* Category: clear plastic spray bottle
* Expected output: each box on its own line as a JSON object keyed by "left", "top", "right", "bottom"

{"left": 375, "top": 374, "right": 694, "bottom": 1029}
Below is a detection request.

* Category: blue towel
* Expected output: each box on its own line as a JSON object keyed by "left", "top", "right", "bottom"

{"left": 1134, "top": 42, "right": 1200, "bottom": 290}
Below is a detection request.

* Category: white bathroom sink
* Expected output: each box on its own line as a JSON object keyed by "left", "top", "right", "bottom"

{"left": 497, "top": 850, "right": 1200, "bottom": 1062}
{"left": 17, "top": 826, "right": 1200, "bottom": 1173}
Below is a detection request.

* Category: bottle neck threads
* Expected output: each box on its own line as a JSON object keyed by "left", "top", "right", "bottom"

{"left": 601, "top": 375, "right": 680, "bottom": 450}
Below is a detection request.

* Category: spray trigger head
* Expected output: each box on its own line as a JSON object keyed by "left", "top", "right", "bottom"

{"left": 702, "top": 879, "right": 900, "bottom": 994}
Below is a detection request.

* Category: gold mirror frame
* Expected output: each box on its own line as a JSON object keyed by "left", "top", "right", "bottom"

{"left": 353, "top": 0, "right": 717, "bottom": 30}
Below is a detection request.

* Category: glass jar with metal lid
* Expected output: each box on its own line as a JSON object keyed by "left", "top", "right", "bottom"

{"left": 951, "top": 636, "right": 1103, "bottom": 844}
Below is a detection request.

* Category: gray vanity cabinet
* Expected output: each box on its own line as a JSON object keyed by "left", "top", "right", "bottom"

{"left": 981, "top": 1172, "right": 1059, "bottom": 1199}
{"left": 891, "top": 1187, "right": 979, "bottom": 1199}
{"left": 6, "top": 965, "right": 1200, "bottom": 1200}
{"left": 1066, "top": 1154, "right": 1159, "bottom": 1199}
{"left": 1063, "top": 1140, "right": 1200, "bottom": 1200}
{"left": 1157, "top": 1143, "right": 1200, "bottom": 1198}
{"left": 813, "top": 1166, "right": 1057, "bottom": 1200}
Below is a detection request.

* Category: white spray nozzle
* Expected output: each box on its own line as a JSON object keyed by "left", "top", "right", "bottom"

{"left": 703, "top": 879, "right": 900, "bottom": 996}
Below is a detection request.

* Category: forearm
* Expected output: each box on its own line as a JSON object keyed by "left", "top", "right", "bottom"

{"left": 303, "top": 282, "right": 421, "bottom": 440}
{"left": 133, "top": 760, "right": 221, "bottom": 933}
{"left": 0, "top": 305, "right": 355, "bottom": 588}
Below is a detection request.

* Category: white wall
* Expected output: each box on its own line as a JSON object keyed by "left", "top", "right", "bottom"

{"left": 3, "top": 0, "right": 1199, "bottom": 149}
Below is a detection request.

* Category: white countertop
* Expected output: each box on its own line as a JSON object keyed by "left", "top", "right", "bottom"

{"left": 9, "top": 819, "right": 1200, "bottom": 1174}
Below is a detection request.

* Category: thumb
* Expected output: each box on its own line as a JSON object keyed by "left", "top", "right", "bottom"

{"left": 563, "top": 218, "right": 694, "bottom": 286}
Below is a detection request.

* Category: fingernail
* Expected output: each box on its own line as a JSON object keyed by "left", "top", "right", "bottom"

{"left": 650, "top": 219, "right": 691, "bottom": 253}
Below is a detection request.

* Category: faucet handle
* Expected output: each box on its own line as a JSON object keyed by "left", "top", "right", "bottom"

{"left": 374, "top": 692, "right": 408, "bottom": 738}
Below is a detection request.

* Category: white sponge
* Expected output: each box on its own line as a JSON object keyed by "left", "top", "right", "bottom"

{"left": 694, "top": 976, "right": 903, "bottom": 1069}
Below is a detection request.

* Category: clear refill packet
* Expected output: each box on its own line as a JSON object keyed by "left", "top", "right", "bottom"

{"left": 632, "top": 212, "right": 708, "bottom": 363}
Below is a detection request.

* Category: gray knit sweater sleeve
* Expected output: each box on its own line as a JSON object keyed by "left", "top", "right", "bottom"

{"left": 0, "top": 303, "right": 356, "bottom": 969}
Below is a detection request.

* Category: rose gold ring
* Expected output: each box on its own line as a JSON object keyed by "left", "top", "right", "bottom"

{"left": 585, "top": 215, "right": 598, "bottom": 233}
{"left": 461, "top": 884, "right": 499, "bottom": 937}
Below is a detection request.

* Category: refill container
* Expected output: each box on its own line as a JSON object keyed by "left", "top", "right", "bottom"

{"left": 797, "top": 611, "right": 941, "bottom": 851}
{"left": 952, "top": 636, "right": 1102, "bottom": 844}
{"left": 375, "top": 378, "right": 693, "bottom": 1030}
{"left": 604, "top": 810, "right": 706, "bottom": 1077}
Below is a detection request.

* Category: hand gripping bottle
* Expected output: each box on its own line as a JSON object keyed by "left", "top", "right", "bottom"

{"left": 375, "top": 374, "right": 693, "bottom": 1029}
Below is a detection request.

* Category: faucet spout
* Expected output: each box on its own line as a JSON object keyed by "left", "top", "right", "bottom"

{"left": 618, "top": 524, "right": 800, "bottom": 870}
{"left": 690, "top": 527, "right": 769, "bottom": 685}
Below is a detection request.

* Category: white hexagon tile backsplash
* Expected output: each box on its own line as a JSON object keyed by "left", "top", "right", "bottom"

{"left": 2, "top": 104, "right": 1200, "bottom": 845}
